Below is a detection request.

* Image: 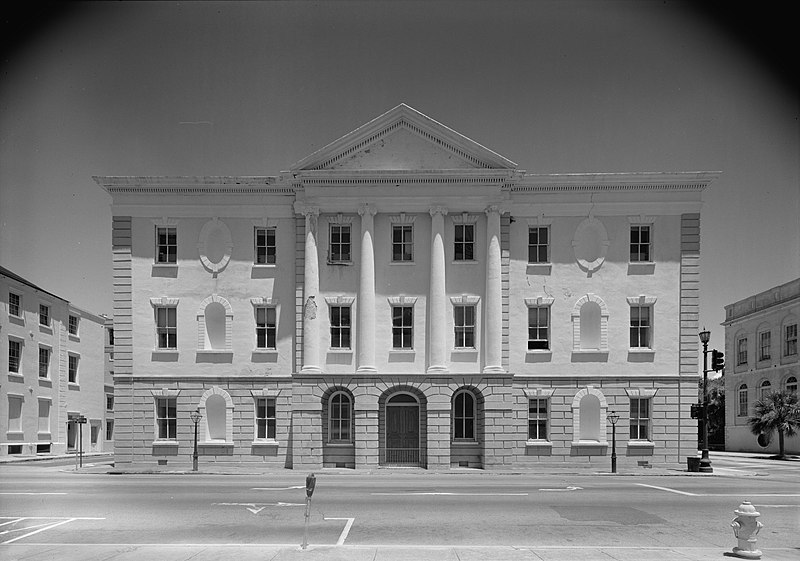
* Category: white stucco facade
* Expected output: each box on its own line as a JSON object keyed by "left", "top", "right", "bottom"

{"left": 96, "top": 104, "right": 718, "bottom": 470}
{"left": 722, "top": 277, "right": 800, "bottom": 454}
{"left": 1, "top": 267, "right": 112, "bottom": 457}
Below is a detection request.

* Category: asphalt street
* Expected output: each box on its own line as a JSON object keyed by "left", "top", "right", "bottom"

{"left": 0, "top": 452, "right": 797, "bottom": 560}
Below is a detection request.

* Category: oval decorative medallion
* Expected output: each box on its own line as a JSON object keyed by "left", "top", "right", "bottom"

{"left": 572, "top": 217, "right": 609, "bottom": 273}
{"left": 198, "top": 218, "right": 233, "bottom": 274}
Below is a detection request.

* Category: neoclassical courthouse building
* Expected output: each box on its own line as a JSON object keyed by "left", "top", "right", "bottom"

{"left": 96, "top": 104, "right": 718, "bottom": 470}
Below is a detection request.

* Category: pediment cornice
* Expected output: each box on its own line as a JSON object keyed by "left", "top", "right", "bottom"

{"left": 288, "top": 104, "right": 517, "bottom": 171}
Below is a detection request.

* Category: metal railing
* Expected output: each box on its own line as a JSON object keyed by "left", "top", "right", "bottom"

{"left": 380, "top": 447, "right": 426, "bottom": 467}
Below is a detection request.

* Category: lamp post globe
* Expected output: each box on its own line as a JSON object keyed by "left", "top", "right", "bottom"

{"left": 190, "top": 408, "right": 202, "bottom": 472}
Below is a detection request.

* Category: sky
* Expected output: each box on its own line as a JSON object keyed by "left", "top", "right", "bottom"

{"left": 1, "top": 1, "right": 797, "bottom": 363}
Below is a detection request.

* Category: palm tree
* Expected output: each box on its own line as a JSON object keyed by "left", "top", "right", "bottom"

{"left": 748, "top": 390, "right": 800, "bottom": 459}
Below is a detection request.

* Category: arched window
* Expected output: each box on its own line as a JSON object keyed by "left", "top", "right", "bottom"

{"left": 196, "top": 295, "right": 233, "bottom": 351}
{"left": 571, "top": 294, "right": 609, "bottom": 352}
{"left": 785, "top": 376, "right": 797, "bottom": 394}
{"left": 453, "top": 390, "right": 476, "bottom": 440}
{"left": 759, "top": 380, "right": 771, "bottom": 400}
{"left": 329, "top": 392, "right": 352, "bottom": 443}
{"left": 737, "top": 384, "right": 748, "bottom": 417}
{"left": 205, "top": 302, "right": 227, "bottom": 350}
{"left": 205, "top": 394, "right": 227, "bottom": 441}
{"left": 578, "top": 393, "right": 601, "bottom": 441}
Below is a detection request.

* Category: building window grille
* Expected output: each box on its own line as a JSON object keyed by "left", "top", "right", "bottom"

{"left": 255, "top": 306, "right": 277, "bottom": 349}
{"left": 737, "top": 337, "right": 748, "bottom": 365}
{"left": 255, "top": 227, "right": 276, "bottom": 264}
{"left": 630, "top": 225, "right": 651, "bottom": 262}
{"left": 330, "top": 306, "right": 351, "bottom": 349}
{"left": 329, "top": 392, "right": 352, "bottom": 442}
{"left": 737, "top": 385, "right": 748, "bottom": 417}
{"left": 528, "top": 306, "right": 550, "bottom": 350}
{"left": 392, "top": 224, "right": 413, "bottom": 262}
{"left": 39, "top": 304, "right": 50, "bottom": 327}
{"left": 630, "top": 398, "right": 651, "bottom": 440}
{"left": 155, "top": 397, "right": 177, "bottom": 440}
{"left": 453, "top": 390, "right": 475, "bottom": 440}
{"left": 69, "top": 315, "right": 79, "bottom": 336}
{"left": 8, "top": 293, "right": 21, "bottom": 317}
{"left": 528, "top": 226, "right": 549, "bottom": 263}
{"left": 155, "top": 306, "right": 177, "bottom": 349}
{"left": 454, "top": 305, "right": 476, "bottom": 349}
{"left": 630, "top": 305, "right": 652, "bottom": 349}
{"left": 68, "top": 355, "right": 79, "bottom": 384}
{"left": 256, "top": 397, "right": 276, "bottom": 440}
{"left": 785, "top": 324, "right": 798, "bottom": 357}
{"left": 8, "top": 340, "right": 21, "bottom": 373}
{"left": 528, "top": 398, "right": 548, "bottom": 440}
{"left": 155, "top": 226, "right": 177, "bottom": 264}
{"left": 39, "top": 347, "right": 50, "bottom": 379}
{"left": 759, "top": 331, "right": 771, "bottom": 361}
{"left": 329, "top": 224, "right": 351, "bottom": 263}
{"left": 454, "top": 224, "right": 475, "bottom": 261}
{"left": 392, "top": 306, "right": 413, "bottom": 349}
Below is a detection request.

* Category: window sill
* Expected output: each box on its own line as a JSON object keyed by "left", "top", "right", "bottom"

{"left": 8, "top": 315, "right": 24, "bottom": 326}
{"left": 39, "top": 325, "right": 53, "bottom": 335}
{"left": 525, "top": 350, "right": 552, "bottom": 363}
{"left": 7, "top": 373, "right": 24, "bottom": 382}
{"left": 389, "top": 349, "right": 415, "bottom": 354}
{"left": 452, "top": 260, "right": 479, "bottom": 265}
{"left": 68, "top": 334, "right": 80, "bottom": 343}
{"left": 451, "top": 440, "right": 479, "bottom": 446}
{"left": 37, "top": 432, "right": 52, "bottom": 439}
{"left": 627, "top": 262, "right": 655, "bottom": 275}
{"left": 68, "top": 383, "right": 80, "bottom": 390}
{"left": 327, "top": 349, "right": 353, "bottom": 354}
{"left": 627, "top": 440, "right": 654, "bottom": 448}
{"left": 252, "top": 439, "right": 279, "bottom": 447}
{"left": 199, "top": 441, "right": 234, "bottom": 448}
{"left": 152, "top": 350, "right": 179, "bottom": 361}
{"left": 39, "top": 377, "right": 52, "bottom": 387}
{"left": 196, "top": 350, "right": 232, "bottom": 356}
{"left": 252, "top": 349, "right": 278, "bottom": 354}
{"left": 525, "top": 440, "right": 552, "bottom": 456}
{"left": 627, "top": 349, "right": 655, "bottom": 362}
{"left": 252, "top": 263, "right": 277, "bottom": 269}
{"left": 389, "top": 261, "right": 415, "bottom": 266}
{"left": 627, "top": 441, "right": 654, "bottom": 456}
{"left": 152, "top": 263, "right": 178, "bottom": 269}
{"left": 151, "top": 440, "right": 179, "bottom": 447}
{"left": 327, "top": 261, "right": 352, "bottom": 266}
{"left": 526, "top": 263, "right": 552, "bottom": 275}
{"left": 327, "top": 442, "right": 354, "bottom": 447}
{"left": 571, "top": 350, "right": 609, "bottom": 362}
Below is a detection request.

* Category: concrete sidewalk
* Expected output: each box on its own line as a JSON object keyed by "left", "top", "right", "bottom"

{"left": 3, "top": 543, "right": 798, "bottom": 561}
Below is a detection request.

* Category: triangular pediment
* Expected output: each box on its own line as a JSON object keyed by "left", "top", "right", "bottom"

{"left": 289, "top": 104, "right": 516, "bottom": 171}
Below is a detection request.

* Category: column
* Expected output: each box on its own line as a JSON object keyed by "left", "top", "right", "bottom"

{"left": 357, "top": 204, "right": 377, "bottom": 372}
{"left": 484, "top": 205, "right": 504, "bottom": 373}
{"left": 428, "top": 206, "right": 448, "bottom": 373}
{"left": 300, "top": 207, "right": 321, "bottom": 373}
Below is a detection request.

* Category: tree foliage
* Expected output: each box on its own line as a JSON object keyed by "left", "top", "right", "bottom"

{"left": 747, "top": 390, "right": 800, "bottom": 458}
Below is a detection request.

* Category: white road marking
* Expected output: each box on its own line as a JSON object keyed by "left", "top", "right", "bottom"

{"left": 251, "top": 486, "right": 305, "bottom": 491}
{"left": 213, "top": 502, "right": 304, "bottom": 511}
{"left": 0, "top": 517, "right": 105, "bottom": 545}
{"left": 371, "top": 492, "right": 528, "bottom": 496}
{"left": 539, "top": 486, "right": 583, "bottom": 491}
{"left": 637, "top": 483, "right": 800, "bottom": 497}
{"left": 246, "top": 507, "right": 265, "bottom": 515}
{"left": 324, "top": 517, "right": 355, "bottom": 546}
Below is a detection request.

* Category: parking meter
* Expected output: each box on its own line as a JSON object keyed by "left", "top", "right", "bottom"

{"left": 306, "top": 473, "right": 316, "bottom": 498}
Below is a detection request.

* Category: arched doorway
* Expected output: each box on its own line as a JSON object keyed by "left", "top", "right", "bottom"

{"left": 384, "top": 392, "right": 421, "bottom": 466}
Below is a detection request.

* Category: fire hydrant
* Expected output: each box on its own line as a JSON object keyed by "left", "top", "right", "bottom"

{"left": 730, "top": 500, "right": 763, "bottom": 559}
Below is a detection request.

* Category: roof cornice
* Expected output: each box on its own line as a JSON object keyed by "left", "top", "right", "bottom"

{"left": 94, "top": 176, "right": 290, "bottom": 195}
{"left": 515, "top": 171, "right": 721, "bottom": 192}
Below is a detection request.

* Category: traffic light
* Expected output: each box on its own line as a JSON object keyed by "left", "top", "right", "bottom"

{"left": 711, "top": 349, "right": 724, "bottom": 372}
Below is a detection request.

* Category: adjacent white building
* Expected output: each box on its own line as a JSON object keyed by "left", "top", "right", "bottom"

{"left": 722, "top": 277, "right": 799, "bottom": 454}
{"left": 96, "top": 104, "right": 718, "bottom": 470}
{"left": 1, "top": 266, "right": 113, "bottom": 457}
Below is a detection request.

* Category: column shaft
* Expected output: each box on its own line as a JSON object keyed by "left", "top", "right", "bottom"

{"left": 357, "top": 205, "right": 377, "bottom": 372}
{"left": 428, "top": 207, "right": 448, "bottom": 372}
{"left": 484, "top": 206, "right": 504, "bottom": 373}
{"left": 301, "top": 209, "right": 321, "bottom": 373}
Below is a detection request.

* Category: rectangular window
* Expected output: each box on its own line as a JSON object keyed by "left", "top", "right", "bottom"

{"left": 108, "top": 328, "right": 114, "bottom": 345}
{"left": 155, "top": 397, "right": 177, "bottom": 439}
{"left": 155, "top": 226, "right": 177, "bottom": 264}
{"left": 255, "top": 306, "right": 277, "bottom": 349}
{"left": 256, "top": 397, "right": 276, "bottom": 440}
{"left": 155, "top": 306, "right": 177, "bottom": 349}
{"left": 39, "top": 304, "right": 50, "bottom": 327}
{"left": 630, "top": 306, "right": 652, "bottom": 349}
{"left": 630, "top": 225, "right": 651, "bottom": 262}
{"left": 39, "top": 347, "right": 50, "bottom": 378}
{"left": 38, "top": 400, "right": 50, "bottom": 433}
{"left": 68, "top": 355, "right": 79, "bottom": 384}
{"left": 786, "top": 324, "right": 798, "bottom": 357}
{"left": 106, "top": 394, "right": 114, "bottom": 411}
{"left": 759, "top": 331, "right": 771, "bottom": 361}
{"left": 528, "top": 398, "right": 548, "bottom": 440}
{"left": 106, "top": 420, "right": 114, "bottom": 441}
{"left": 254, "top": 227, "right": 276, "bottom": 264}
{"left": 737, "top": 337, "right": 748, "bottom": 365}
{"left": 454, "top": 224, "right": 475, "bottom": 261}
{"left": 392, "top": 224, "right": 413, "bottom": 262}
{"left": 528, "top": 226, "right": 549, "bottom": 263}
{"left": 7, "top": 396, "right": 23, "bottom": 432}
{"left": 330, "top": 306, "right": 351, "bottom": 349}
{"left": 392, "top": 306, "right": 413, "bottom": 349}
{"left": 630, "top": 398, "right": 650, "bottom": 440}
{"left": 91, "top": 423, "right": 100, "bottom": 445}
{"left": 329, "top": 224, "right": 351, "bottom": 263}
{"left": 527, "top": 306, "right": 550, "bottom": 350}
{"left": 8, "top": 339, "right": 21, "bottom": 373}
{"left": 454, "top": 305, "right": 476, "bottom": 349}
{"left": 8, "top": 292, "right": 21, "bottom": 317}
{"left": 737, "top": 387, "right": 748, "bottom": 417}
{"left": 68, "top": 315, "right": 79, "bottom": 336}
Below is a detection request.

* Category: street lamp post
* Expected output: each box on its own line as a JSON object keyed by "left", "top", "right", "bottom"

{"left": 607, "top": 410, "right": 619, "bottom": 474}
{"left": 190, "top": 408, "right": 202, "bottom": 472}
{"left": 698, "top": 328, "right": 713, "bottom": 473}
